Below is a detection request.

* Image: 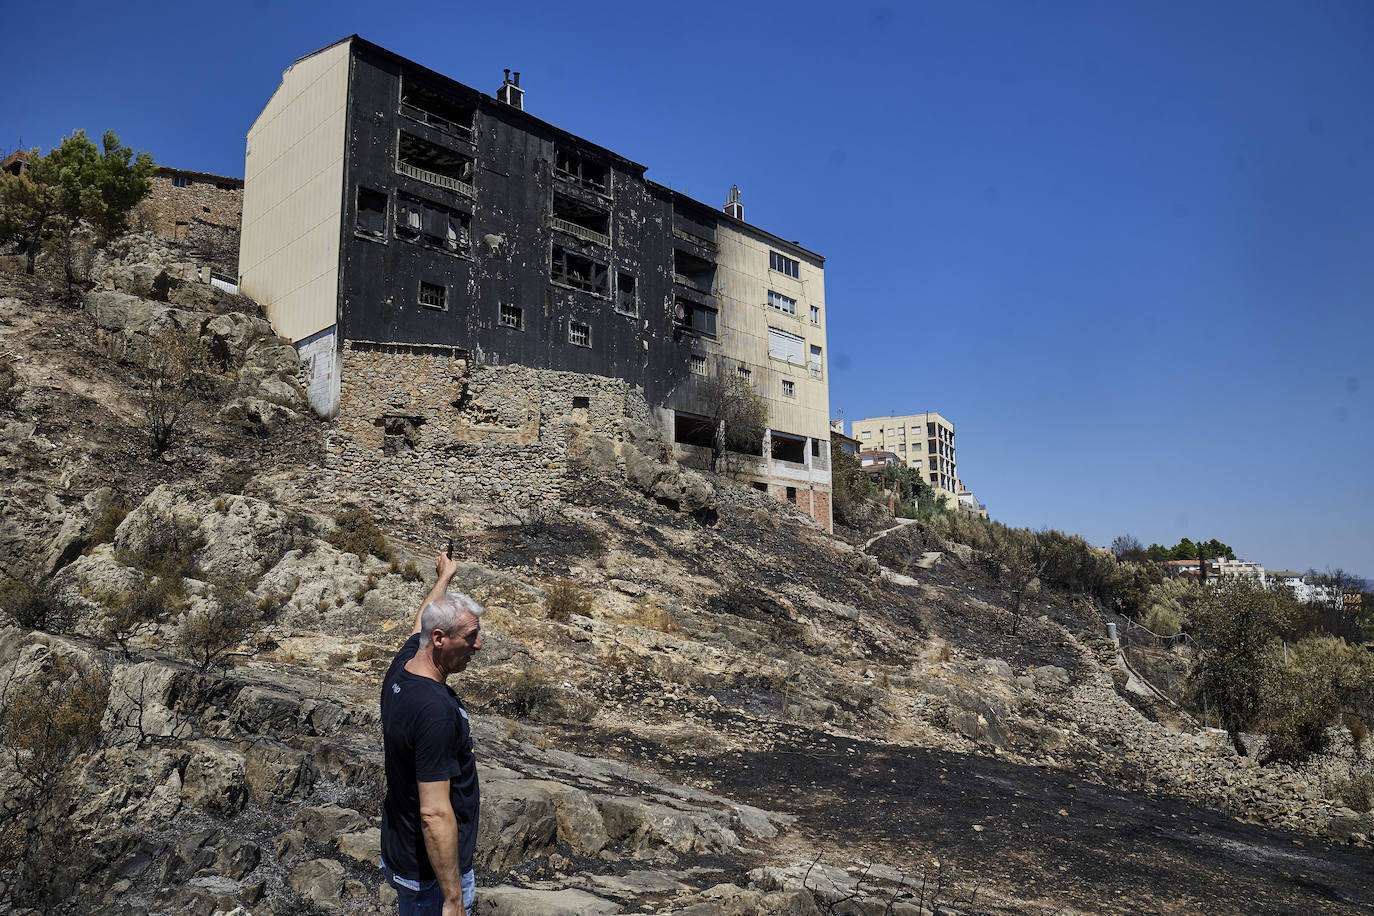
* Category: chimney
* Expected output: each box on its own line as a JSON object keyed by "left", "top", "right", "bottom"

{"left": 498, "top": 68, "right": 524, "bottom": 111}
{"left": 723, "top": 184, "right": 743, "bottom": 220}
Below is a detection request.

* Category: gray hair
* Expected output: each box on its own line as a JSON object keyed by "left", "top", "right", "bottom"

{"left": 419, "top": 592, "right": 485, "bottom": 647}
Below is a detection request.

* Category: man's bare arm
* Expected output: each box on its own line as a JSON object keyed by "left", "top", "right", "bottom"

{"left": 418, "top": 779, "right": 466, "bottom": 915}
{"left": 413, "top": 553, "right": 461, "bottom": 635}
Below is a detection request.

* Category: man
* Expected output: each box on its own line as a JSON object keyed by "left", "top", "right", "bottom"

{"left": 380, "top": 552, "right": 483, "bottom": 916}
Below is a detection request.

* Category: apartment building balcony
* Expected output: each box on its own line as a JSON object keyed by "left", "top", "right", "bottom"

{"left": 397, "top": 160, "right": 475, "bottom": 197}
{"left": 397, "top": 133, "right": 474, "bottom": 198}
{"left": 552, "top": 217, "right": 610, "bottom": 248}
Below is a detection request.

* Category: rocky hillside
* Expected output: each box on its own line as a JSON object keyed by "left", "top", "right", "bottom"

{"left": 0, "top": 243, "right": 1370, "bottom": 916}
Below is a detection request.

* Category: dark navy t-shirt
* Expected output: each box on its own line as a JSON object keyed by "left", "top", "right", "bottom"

{"left": 380, "top": 633, "right": 480, "bottom": 879}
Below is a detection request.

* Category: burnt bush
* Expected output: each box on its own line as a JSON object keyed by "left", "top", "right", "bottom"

{"left": 545, "top": 579, "right": 592, "bottom": 621}
{"left": 0, "top": 578, "right": 68, "bottom": 631}
{"left": 327, "top": 508, "right": 393, "bottom": 562}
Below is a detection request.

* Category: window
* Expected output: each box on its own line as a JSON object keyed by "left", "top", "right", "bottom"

{"left": 554, "top": 148, "right": 609, "bottom": 194}
{"left": 172, "top": 175, "right": 189, "bottom": 188}
{"left": 499, "top": 303, "right": 523, "bottom": 329}
{"left": 898, "top": 444, "right": 906, "bottom": 451}
{"left": 860, "top": 430, "right": 871, "bottom": 440}
{"left": 785, "top": 486, "right": 798, "bottom": 503}
{"left": 418, "top": 281, "right": 446, "bottom": 309}
{"left": 810, "top": 305, "right": 820, "bottom": 324}
{"left": 568, "top": 321, "right": 591, "bottom": 347}
{"left": 356, "top": 187, "right": 388, "bottom": 238}
{"left": 767, "top": 290, "right": 797, "bottom": 315}
{"left": 927, "top": 423, "right": 936, "bottom": 436}
{"left": 781, "top": 379, "right": 795, "bottom": 397}
{"left": 772, "top": 433, "right": 805, "bottom": 462}
{"left": 767, "top": 327, "right": 805, "bottom": 364}
{"left": 690, "top": 354, "right": 707, "bottom": 375}
{"left": 615, "top": 272, "right": 637, "bottom": 315}
{"left": 736, "top": 366, "right": 751, "bottom": 379}
{"left": 913, "top": 441, "right": 921, "bottom": 450}
{"left": 674, "top": 412, "right": 716, "bottom": 449}
{"left": 811, "top": 438, "right": 821, "bottom": 457}
{"left": 770, "top": 251, "right": 800, "bottom": 278}
{"left": 551, "top": 246, "right": 609, "bottom": 295}
{"left": 896, "top": 427, "right": 904, "bottom": 435}
{"left": 397, "top": 195, "right": 470, "bottom": 253}
{"left": 810, "top": 345, "right": 823, "bottom": 379}
{"left": 572, "top": 396, "right": 590, "bottom": 409}
{"left": 675, "top": 299, "right": 717, "bottom": 336}
{"left": 552, "top": 192, "right": 611, "bottom": 246}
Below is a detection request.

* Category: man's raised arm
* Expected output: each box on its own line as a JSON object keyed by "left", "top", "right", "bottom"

{"left": 413, "top": 552, "right": 461, "bottom": 635}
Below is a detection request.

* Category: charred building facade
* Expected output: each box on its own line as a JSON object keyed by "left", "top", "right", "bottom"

{"left": 240, "top": 37, "right": 832, "bottom": 528}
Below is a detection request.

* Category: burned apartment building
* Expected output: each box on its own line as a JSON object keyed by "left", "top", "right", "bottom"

{"left": 238, "top": 36, "right": 832, "bottom": 528}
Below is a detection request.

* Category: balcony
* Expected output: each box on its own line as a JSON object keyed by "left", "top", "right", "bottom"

{"left": 397, "top": 160, "right": 475, "bottom": 197}
{"left": 672, "top": 272, "right": 711, "bottom": 294}
{"left": 552, "top": 216, "right": 610, "bottom": 248}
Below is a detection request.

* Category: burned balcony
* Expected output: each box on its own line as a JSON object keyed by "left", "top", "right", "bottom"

{"left": 674, "top": 298, "right": 717, "bottom": 338}
{"left": 554, "top": 148, "right": 609, "bottom": 196}
{"left": 396, "top": 194, "right": 470, "bottom": 255}
{"left": 400, "top": 77, "right": 475, "bottom": 140}
{"left": 551, "top": 245, "right": 609, "bottom": 296}
{"left": 673, "top": 247, "right": 715, "bottom": 295}
{"left": 397, "top": 132, "right": 474, "bottom": 197}
{"left": 552, "top": 193, "right": 611, "bottom": 247}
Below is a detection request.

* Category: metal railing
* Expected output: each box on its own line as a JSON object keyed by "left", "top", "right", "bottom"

{"left": 552, "top": 217, "right": 610, "bottom": 247}
{"left": 397, "top": 160, "right": 474, "bottom": 197}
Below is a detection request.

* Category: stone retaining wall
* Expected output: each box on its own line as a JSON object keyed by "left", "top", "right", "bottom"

{"left": 328, "top": 342, "right": 644, "bottom": 505}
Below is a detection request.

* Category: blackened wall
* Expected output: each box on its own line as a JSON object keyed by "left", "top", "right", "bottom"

{"left": 337, "top": 44, "right": 700, "bottom": 406}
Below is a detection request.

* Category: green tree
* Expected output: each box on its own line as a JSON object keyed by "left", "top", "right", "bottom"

{"left": 1185, "top": 576, "right": 1294, "bottom": 754}
{"left": 1172, "top": 538, "right": 1197, "bottom": 561}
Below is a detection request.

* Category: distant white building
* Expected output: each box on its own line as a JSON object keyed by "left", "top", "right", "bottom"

{"left": 1264, "top": 570, "right": 1342, "bottom": 606}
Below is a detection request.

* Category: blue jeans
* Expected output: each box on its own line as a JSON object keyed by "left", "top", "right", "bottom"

{"left": 383, "top": 860, "right": 475, "bottom": 915}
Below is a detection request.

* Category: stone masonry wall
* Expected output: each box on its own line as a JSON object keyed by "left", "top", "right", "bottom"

{"left": 328, "top": 343, "right": 641, "bottom": 508}
{"left": 137, "top": 173, "right": 243, "bottom": 271}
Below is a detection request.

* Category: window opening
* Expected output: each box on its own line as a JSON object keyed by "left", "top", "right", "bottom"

{"left": 752, "top": 481, "right": 769, "bottom": 493}
{"left": 810, "top": 305, "right": 820, "bottom": 324}
{"left": 397, "top": 132, "right": 474, "bottom": 196}
{"left": 551, "top": 246, "right": 609, "bottom": 295}
{"left": 400, "top": 77, "right": 475, "bottom": 138}
{"left": 673, "top": 412, "right": 716, "bottom": 450}
{"left": 767, "top": 290, "right": 797, "bottom": 315}
{"left": 381, "top": 415, "right": 423, "bottom": 456}
{"left": 811, "top": 439, "right": 821, "bottom": 457}
{"left": 615, "top": 272, "right": 637, "bottom": 315}
{"left": 673, "top": 247, "right": 716, "bottom": 294}
{"left": 781, "top": 379, "right": 795, "bottom": 398}
{"left": 418, "top": 281, "right": 446, "bottom": 310}
{"left": 172, "top": 175, "right": 189, "bottom": 188}
{"left": 356, "top": 187, "right": 387, "bottom": 238}
{"left": 674, "top": 299, "right": 717, "bottom": 337}
{"left": 689, "top": 354, "right": 707, "bottom": 375}
{"left": 572, "top": 396, "right": 590, "bottom": 410}
{"left": 499, "top": 303, "right": 523, "bottom": 329}
{"left": 554, "top": 148, "right": 609, "bottom": 194}
{"left": 568, "top": 321, "right": 591, "bottom": 347}
{"left": 736, "top": 365, "right": 751, "bottom": 379}
{"left": 397, "top": 194, "right": 470, "bottom": 254}
{"left": 770, "top": 251, "right": 800, "bottom": 278}
{"left": 810, "top": 345, "right": 823, "bottom": 379}
{"left": 552, "top": 193, "right": 610, "bottom": 247}
{"left": 786, "top": 486, "right": 798, "bottom": 503}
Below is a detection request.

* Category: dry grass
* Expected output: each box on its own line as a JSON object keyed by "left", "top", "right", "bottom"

{"left": 545, "top": 580, "right": 592, "bottom": 621}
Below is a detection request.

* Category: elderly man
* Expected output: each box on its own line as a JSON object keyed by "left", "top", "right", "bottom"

{"left": 380, "top": 552, "right": 483, "bottom": 916}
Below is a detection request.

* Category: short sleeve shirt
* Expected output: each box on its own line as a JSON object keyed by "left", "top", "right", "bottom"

{"left": 380, "top": 633, "right": 480, "bottom": 878}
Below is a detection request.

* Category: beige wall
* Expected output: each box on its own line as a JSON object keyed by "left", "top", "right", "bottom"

{"left": 709, "top": 222, "right": 829, "bottom": 443}
{"left": 852, "top": 412, "right": 959, "bottom": 505}
{"left": 239, "top": 39, "right": 351, "bottom": 344}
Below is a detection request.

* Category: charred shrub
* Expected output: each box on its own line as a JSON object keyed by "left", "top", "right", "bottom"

{"left": 545, "top": 579, "right": 591, "bottom": 621}
{"left": 178, "top": 579, "right": 262, "bottom": 672}
{"left": 116, "top": 514, "right": 202, "bottom": 584}
{"left": 0, "top": 578, "right": 68, "bottom": 631}
{"left": 475, "top": 668, "right": 597, "bottom": 723}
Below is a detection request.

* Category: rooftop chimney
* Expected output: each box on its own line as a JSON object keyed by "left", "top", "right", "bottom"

{"left": 724, "top": 184, "right": 743, "bottom": 220}
{"left": 498, "top": 68, "right": 525, "bottom": 111}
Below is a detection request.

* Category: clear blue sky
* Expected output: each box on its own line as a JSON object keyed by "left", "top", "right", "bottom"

{"left": 4, "top": 1, "right": 1371, "bottom": 578}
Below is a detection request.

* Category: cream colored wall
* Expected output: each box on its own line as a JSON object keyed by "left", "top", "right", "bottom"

{"left": 709, "top": 222, "right": 829, "bottom": 443}
{"left": 239, "top": 40, "right": 351, "bottom": 344}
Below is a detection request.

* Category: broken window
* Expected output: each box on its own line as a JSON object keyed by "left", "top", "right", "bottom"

{"left": 568, "top": 321, "right": 591, "bottom": 347}
{"left": 673, "top": 247, "right": 716, "bottom": 294}
{"left": 400, "top": 77, "right": 475, "bottom": 138}
{"left": 615, "top": 272, "right": 637, "bottom": 316}
{"left": 785, "top": 486, "right": 798, "bottom": 504}
{"left": 554, "top": 148, "right": 609, "bottom": 194}
{"left": 356, "top": 187, "right": 387, "bottom": 239}
{"left": 673, "top": 412, "right": 716, "bottom": 450}
{"left": 381, "top": 415, "right": 423, "bottom": 456}
{"left": 499, "top": 303, "right": 523, "bottom": 329}
{"left": 771, "top": 433, "right": 806, "bottom": 463}
{"left": 552, "top": 193, "right": 610, "bottom": 246}
{"left": 767, "top": 327, "right": 805, "bottom": 364}
{"left": 770, "top": 251, "right": 800, "bottom": 278}
{"left": 418, "top": 281, "right": 446, "bottom": 310}
{"left": 551, "top": 246, "right": 610, "bottom": 295}
{"left": 396, "top": 195, "right": 470, "bottom": 254}
{"left": 674, "top": 299, "right": 717, "bottom": 337}
{"left": 767, "top": 290, "right": 797, "bottom": 315}
{"left": 397, "top": 132, "right": 475, "bottom": 195}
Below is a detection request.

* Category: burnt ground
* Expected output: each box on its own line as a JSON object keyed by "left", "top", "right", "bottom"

{"left": 549, "top": 721, "right": 1374, "bottom": 916}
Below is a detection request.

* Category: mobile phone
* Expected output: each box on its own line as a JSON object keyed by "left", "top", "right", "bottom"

{"left": 446, "top": 538, "right": 454, "bottom": 559}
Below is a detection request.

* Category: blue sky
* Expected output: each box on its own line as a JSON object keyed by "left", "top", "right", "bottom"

{"left": 3, "top": 1, "right": 1371, "bottom": 577}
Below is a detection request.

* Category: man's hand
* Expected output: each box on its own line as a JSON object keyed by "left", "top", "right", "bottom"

{"left": 418, "top": 780, "right": 464, "bottom": 912}
{"left": 441, "top": 899, "right": 465, "bottom": 916}
{"left": 412, "top": 549, "right": 462, "bottom": 636}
